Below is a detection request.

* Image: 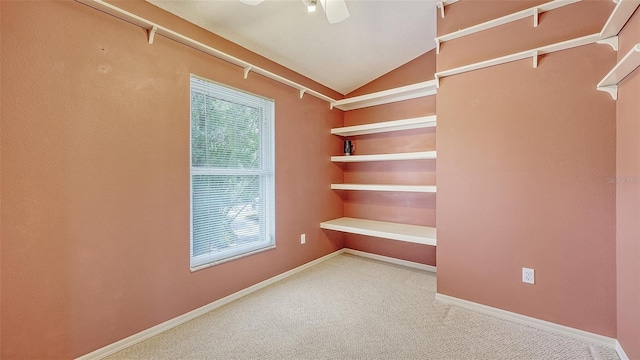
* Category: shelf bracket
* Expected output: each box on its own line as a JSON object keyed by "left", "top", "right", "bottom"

{"left": 435, "top": 38, "right": 441, "bottom": 54}
{"left": 598, "top": 85, "right": 618, "bottom": 100}
{"left": 532, "top": 51, "right": 539, "bottom": 68}
{"left": 329, "top": 102, "right": 335, "bottom": 110}
{"left": 299, "top": 88, "right": 307, "bottom": 99}
{"left": 147, "top": 26, "right": 158, "bottom": 45}
{"left": 597, "top": 36, "right": 619, "bottom": 51}
{"left": 436, "top": 1, "right": 445, "bottom": 18}
{"left": 434, "top": 75, "right": 440, "bottom": 88}
{"left": 533, "top": 8, "right": 539, "bottom": 27}
{"left": 243, "top": 66, "right": 252, "bottom": 79}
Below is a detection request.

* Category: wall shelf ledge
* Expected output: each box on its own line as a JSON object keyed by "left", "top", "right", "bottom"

{"left": 331, "top": 151, "right": 437, "bottom": 162}
{"left": 330, "top": 81, "right": 437, "bottom": 111}
{"left": 320, "top": 217, "right": 437, "bottom": 245}
{"left": 434, "top": 0, "right": 581, "bottom": 54}
{"left": 331, "top": 184, "right": 437, "bottom": 193}
{"left": 331, "top": 116, "right": 436, "bottom": 136}
{"left": 597, "top": 43, "right": 640, "bottom": 100}
{"left": 598, "top": 0, "right": 640, "bottom": 51}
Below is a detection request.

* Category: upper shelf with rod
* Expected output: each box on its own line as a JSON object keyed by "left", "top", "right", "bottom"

{"left": 434, "top": 33, "right": 599, "bottom": 86}
{"left": 75, "top": 0, "right": 338, "bottom": 106}
{"left": 597, "top": 44, "right": 640, "bottom": 100}
{"left": 434, "top": 0, "right": 581, "bottom": 54}
{"left": 597, "top": 0, "right": 640, "bottom": 51}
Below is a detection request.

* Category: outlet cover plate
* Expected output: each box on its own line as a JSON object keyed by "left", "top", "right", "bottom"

{"left": 522, "top": 268, "right": 535, "bottom": 284}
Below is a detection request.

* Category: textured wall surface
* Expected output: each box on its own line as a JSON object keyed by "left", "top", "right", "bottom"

{"left": 0, "top": 1, "right": 344, "bottom": 358}
{"left": 436, "top": 0, "right": 617, "bottom": 337}
{"left": 616, "top": 7, "right": 640, "bottom": 359}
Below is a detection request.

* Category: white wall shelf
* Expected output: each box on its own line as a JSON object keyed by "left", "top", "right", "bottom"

{"left": 435, "top": 0, "right": 460, "bottom": 18}
{"left": 331, "top": 184, "right": 437, "bottom": 193}
{"left": 330, "top": 80, "right": 437, "bottom": 111}
{"left": 434, "top": 33, "right": 599, "bottom": 86}
{"left": 597, "top": 43, "right": 640, "bottom": 100}
{"left": 331, "top": 151, "right": 437, "bottom": 162}
{"left": 598, "top": 0, "right": 640, "bottom": 51}
{"left": 320, "top": 217, "right": 437, "bottom": 246}
{"left": 435, "top": 0, "right": 580, "bottom": 54}
{"left": 331, "top": 116, "right": 437, "bottom": 137}
{"left": 76, "top": 0, "right": 338, "bottom": 106}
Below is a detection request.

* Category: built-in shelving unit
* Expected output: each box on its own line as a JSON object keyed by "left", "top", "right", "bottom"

{"left": 331, "top": 151, "right": 437, "bottom": 162}
{"left": 331, "top": 116, "right": 437, "bottom": 136}
{"left": 435, "top": 33, "right": 599, "bottom": 86}
{"left": 323, "top": 110, "right": 437, "bottom": 246}
{"left": 598, "top": 44, "right": 640, "bottom": 100}
{"left": 598, "top": 0, "right": 640, "bottom": 51}
{"left": 330, "top": 81, "right": 437, "bottom": 111}
{"left": 320, "top": 217, "right": 437, "bottom": 245}
{"left": 434, "top": 0, "right": 580, "bottom": 54}
{"left": 330, "top": 184, "right": 437, "bottom": 193}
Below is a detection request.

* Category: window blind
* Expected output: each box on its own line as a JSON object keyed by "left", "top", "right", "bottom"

{"left": 190, "top": 76, "right": 275, "bottom": 269}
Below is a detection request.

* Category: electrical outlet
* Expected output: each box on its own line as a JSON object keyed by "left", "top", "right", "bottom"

{"left": 522, "top": 268, "right": 535, "bottom": 284}
{"left": 300, "top": 234, "right": 306, "bottom": 244}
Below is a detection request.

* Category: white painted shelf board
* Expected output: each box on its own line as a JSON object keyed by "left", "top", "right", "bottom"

{"left": 331, "top": 151, "right": 437, "bottom": 162}
{"left": 435, "top": 0, "right": 580, "bottom": 53}
{"left": 320, "top": 217, "right": 437, "bottom": 246}
{"left": 599, "top": 0, "right": 640, "bottom": 41}
{"left": 435, "top": 33, "right": 599, "bottom": 84}
{"left": 331, "top": 184, "right": 437, "bottom": 193}
{"left": 597, "top": 43, "right": 640, "bottom": 100}
{"left": 436, "top": 0, "right": 460, "bottom": 18}
{"left": 75, "top": 0, "right": 337, "bottom": 105}
{"left": 331, "top": 80, "right": 437, "bottom": 111}
{"left": 331, "top": 116, "right": 437, "bottom": 136}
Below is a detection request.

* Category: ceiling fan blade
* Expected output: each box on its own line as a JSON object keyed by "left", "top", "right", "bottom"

{"left": 239, "top": 0, "right": 264, "bottom": 5}
{"left": 319, "top": 0, "right": 350, "bottom": 24}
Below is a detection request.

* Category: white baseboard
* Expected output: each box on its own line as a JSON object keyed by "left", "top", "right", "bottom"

{"left": 76, "top": 249, "right": 346, "bottom": 360}
{"left": 344, "top": 248, "right": 437, "bottom": 273}
{"left": 435, "top": 293, "right": 616, "bottom": 349}
{"left": 616, "top": 340, "right": 630, "bottom": 360}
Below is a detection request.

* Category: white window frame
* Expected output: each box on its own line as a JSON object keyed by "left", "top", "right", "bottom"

{"left": 189, "top": 75, "right": 275, "bottom": 271}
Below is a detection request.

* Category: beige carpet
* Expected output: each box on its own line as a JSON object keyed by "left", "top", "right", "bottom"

{"left": 106, "top": 254, "right": 619, "bottom": 360}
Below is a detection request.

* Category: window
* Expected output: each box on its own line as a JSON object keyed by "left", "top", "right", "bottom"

{"left": 190, "top": 75, "right": 275, "bottom": 270}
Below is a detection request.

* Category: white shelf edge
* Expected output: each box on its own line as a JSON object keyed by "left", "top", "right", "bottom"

{"left": 435, "top": 0, "right": 581, "bottom": 54}
{"left": 435, "top": 33, "right": 599, "bottom": 85}
{"left": 75, "top": 0, "right": 337, "bottom": 105}
{"left": 331, "top": 184, "right": 437, "bottom": 193}
{"left": 330, "top": 80, "right": 437, "bottom": 111}
{"left": 320, "top": 217, "right": 437, "bottom": 246}
{"left": 331, "top": 151, "right": 437, "bottom": 162}
{"left": 598, "top": 0, "right": 640, "bottom": 49}
{"left": 597, "top": 43, "right": 640, "bottom": 100}
{"left": 331, "top": 116, "right": 437, "bottom": 136}
{"left": 435, "top": 0, "right": 460, "bottom": 18}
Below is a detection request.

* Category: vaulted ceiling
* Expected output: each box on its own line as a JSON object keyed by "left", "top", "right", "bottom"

{"left": 146, "top": 0, "right": 439, "bottom": 95}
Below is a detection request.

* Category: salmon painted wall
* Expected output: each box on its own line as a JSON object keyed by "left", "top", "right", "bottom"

{"left": 436, "top": 0, "right": 617, "bottom": 337}
{"left": 339, "top": 51, "right": 437, "bottom": 265}
{"left": 0, "top": 1, "right": 344, "bottom": 358}
{"left": 616, "top": 8, "right": 640, "bottom": 359}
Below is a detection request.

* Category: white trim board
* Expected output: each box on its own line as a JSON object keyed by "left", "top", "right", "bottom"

{"left": 75, "top": 249, "right": 345, "bottom": 360}
{"left": 343, "top": 248, "right": 437, "bottom": 273}
{"left": 616, "top": 340, "right": 630, "bottom": 360}
{"left": 435, "top": 293, "right": 616, "bottom": 349}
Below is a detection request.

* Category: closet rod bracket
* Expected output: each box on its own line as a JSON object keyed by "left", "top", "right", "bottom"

{"left": 147, "top": 26, "right": 157, "bottom": 45}
{"left": 597, "top": 36, "right": 619, "bottom": 51}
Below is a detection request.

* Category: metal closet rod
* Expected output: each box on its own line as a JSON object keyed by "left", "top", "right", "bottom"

{"left": 76, "top": 0, "right": 339, "bottom": 106}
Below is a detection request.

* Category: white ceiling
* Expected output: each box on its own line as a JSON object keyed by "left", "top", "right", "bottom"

{"left": 146, "top": 0, "right": 438, "bottom": 95}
